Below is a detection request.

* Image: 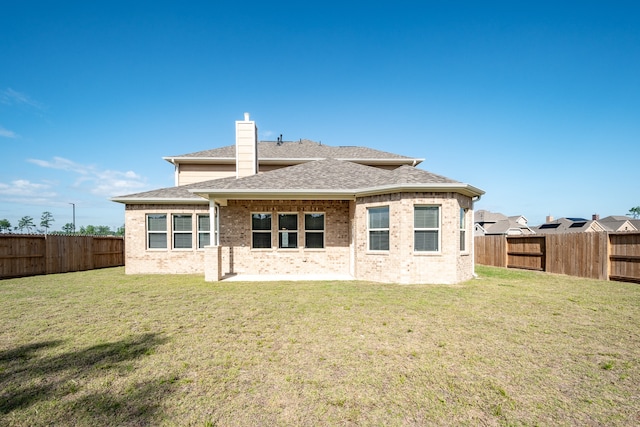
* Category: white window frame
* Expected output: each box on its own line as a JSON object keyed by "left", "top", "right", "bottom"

{"left": 460, "top": 208, "right": 468, "bottom": 253}
{"left": 368, "top": 206, "right": 390, "bottom": 252}
{"left": 197, "top": 214, "right": 210, "bottom": 249}
{"left": 172, "top": 214, "right": 193, "bottom": 250}
{"left": 414, "top": 205, "right": 440, "bottom": 253}
{"left": 147, "top": 214, "right": 167, "bottom": 250}
{"left": 251, "top": 212, "right": 272, "bottom": 249}
{"left": 304, "top": 212, "right": 325, "bottom": 249}
{"left": 278, "top": 212, "right": 299, "bottom": 249}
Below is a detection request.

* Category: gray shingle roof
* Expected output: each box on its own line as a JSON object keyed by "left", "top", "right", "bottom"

{"left": 112, "top": 159, "right": 483, "bottom": 202}
{"left": 166, "top": 140, "right": 419, "bottom": 161}
{"left": 187, "top": 159, "right": 459, "bottom": 192}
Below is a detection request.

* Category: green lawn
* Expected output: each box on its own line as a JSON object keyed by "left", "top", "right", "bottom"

{"left": 1, "top": 266, "right": 638, "bottom": 426}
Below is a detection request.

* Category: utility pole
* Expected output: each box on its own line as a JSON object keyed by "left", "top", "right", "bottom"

{"left": 69, "top": 202, "right": 76, "bottom": 233}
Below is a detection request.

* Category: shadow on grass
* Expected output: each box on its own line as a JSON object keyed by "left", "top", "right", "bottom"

{"left": 0, "top": 333, "right": 175, "bottom": 425}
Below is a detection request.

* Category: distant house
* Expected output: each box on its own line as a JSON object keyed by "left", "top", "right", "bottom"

{"left": 474, "top": 210, "right": 534, "bottom": 236}
{"left": 597, "top": 215, "right": 638, "bottom": 232}
{"left": 112, "top": 113, "right": 485, "bottom": 284}
{"left": 532, "top": 215, "right": 638, "bottom": 234}
{"left": 532, "top": 216, "right": 606, "bottom": 234}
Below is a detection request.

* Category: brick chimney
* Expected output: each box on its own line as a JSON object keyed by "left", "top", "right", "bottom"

{"left": 235, "top": 112, "right": 258, "bottom": 178}
{"left": 592, "top": 214, "right": 600, "bottom": 220}
{"left": 546, "top": 215, "right": 554, "bottom": 223}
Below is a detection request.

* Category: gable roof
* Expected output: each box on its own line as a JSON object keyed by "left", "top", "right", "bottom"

{"left": 112, "top": 159, "right": 484, "bottom": 203}
{"left": 163, "top": 140, "right": 423, "bottom": 166}
{"left": 598, "top": 215, "right": 637, "bottom": 232}
{"left": 532, "top": 218, "right": 605, "bottom": 234}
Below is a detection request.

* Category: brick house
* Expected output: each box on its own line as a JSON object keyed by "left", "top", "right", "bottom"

{"left": 112, "top": 113, "right": 484, "bottom": 284}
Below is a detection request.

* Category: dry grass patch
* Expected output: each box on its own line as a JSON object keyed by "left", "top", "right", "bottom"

{"left": 1, "top": 266, "right": 639, "bottom": 426}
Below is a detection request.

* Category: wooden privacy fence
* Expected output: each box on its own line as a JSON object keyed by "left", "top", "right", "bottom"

{"left": 0, "top": 234, "right": 124, "bottom": 279}
{"left": 475, "top": 232, "right": 640, "bottom": 283}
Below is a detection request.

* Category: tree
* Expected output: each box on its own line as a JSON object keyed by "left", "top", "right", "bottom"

{"left": 0, "top": 218, "right": 11, "bottom": 233}
{"left": 629, "top": 206, "right": 640, "bottom": 219}
{"left": 17, "top": 216, "right": 36, "bottom": 233}
{"left": 115, "top": 225, "right": 125, "bottom": 236}
{"left": 40, "top": 211, "right": 55, "bottom": 234}
{"left": 62, "top": 223, "right": 75, "bottom": 233}
{"left": 96, "top": 225, "right": 112, "bottom": 235}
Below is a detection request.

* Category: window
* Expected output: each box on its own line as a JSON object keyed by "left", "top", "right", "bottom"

{"left": 305, "top": 213, "right": 324, "bottom": 249}
{"left": 198, "top": 214, "right": 210, "bottom": 248}
{"left": 173, "top": 214, "right": 192, "bottom": 249}
{"left": 368, "top": 206, "right": 389, "bottom": 251}
{"left": 147, "top": 214, "right": 167, "bottom": 249}
{"left": 278, "top": 213, "right": 298, "bottom": 248}
{"left": 252, "top": 213, "right": 272, "bottom": 248}
{"left": 414, "top": 206, "right": 439, "bottom": 252}
{"left": 460, "top": 208, "right": 467, "bottom": 252}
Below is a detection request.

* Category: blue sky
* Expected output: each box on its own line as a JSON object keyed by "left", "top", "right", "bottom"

{"left": 1, "top": 1, "right": 639, "bottom": 231}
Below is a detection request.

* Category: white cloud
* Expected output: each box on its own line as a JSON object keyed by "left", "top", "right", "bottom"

{"left": 28, "top": 157, "right": 88, "bottom": 174}
{"left": 28, "top": 156, "right": 149, "bottom": 197}
{"left": 1, "top": 88, "right": 44, "bottom": 110}
{"left": 0, "top": 179, "right": 56, "bottom": 198}
{"left": 0, "top": 125, "right": 18, "bottom": 139}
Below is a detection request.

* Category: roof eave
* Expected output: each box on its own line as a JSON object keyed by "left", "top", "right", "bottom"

{"left": 110, "top": 197, "right": 208, "bottom": 204}
{"left": 163, "top": 157, "right": 424, "bottom": 166}
{"left": 188, "top": 183, "right": 485, "bottom": 200}
{"left": 354, "top": 183, "right": 485, "bottom": 198}
{"left": 163, "top": 157, "right": 236, "bottom": 165}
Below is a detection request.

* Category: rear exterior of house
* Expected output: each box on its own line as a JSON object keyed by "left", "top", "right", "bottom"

{"left": 112, "top": 114, "right": 484, "bottom": 284}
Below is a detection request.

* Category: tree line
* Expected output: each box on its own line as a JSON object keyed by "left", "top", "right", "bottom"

{"left": 0, "top": 211, "right": 124, "bottom": 235}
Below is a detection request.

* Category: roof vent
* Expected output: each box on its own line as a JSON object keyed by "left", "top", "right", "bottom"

{"left": 277, "top": 134, "right": 283, "bottom": 146}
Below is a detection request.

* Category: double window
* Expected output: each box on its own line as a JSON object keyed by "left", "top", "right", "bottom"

{"left": 198, "top": 214, "right": 211, "bottom": 248}
{"left": 146, "top": 213, "right": 210, "bottom": 250}
{"left": 278, "top": 213, "right": 298, "bottom": 248}
{"left": 414, "top": 206, "right": 440, "bottom": 252}
{"left": 252, "top": 213, "right": 272, "bottom": 248}
{"left": 173, "top": 214, "right": 192, "bottom": 249}
{"left": 147, "top": 214, "right": 167, "bottom": 249}
{"left": 305, "top": 213, "right": 324, "bottom": 249}
{"left": 368, "top": 206, "right": 389, "bottom": 251}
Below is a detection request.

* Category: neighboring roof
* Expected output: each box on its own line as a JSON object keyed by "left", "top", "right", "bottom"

{"left": 475, "top": 209, "right": 508, "bottom": 223}
{"left": 474, "top": 210, "right": 533, "bottom": 235}
{"left": 112, "top": 159, "right": 484, "bottom": 203}
{"left": 598, "top": 215, "right": 637, "bottom": 232}
{"left": 532, "top": 218, "right": 605, "bottom": 234}
{"left": 163, "top": 140, "right": 423, "bottom": 166}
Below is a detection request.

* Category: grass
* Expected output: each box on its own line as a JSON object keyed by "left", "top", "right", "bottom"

{"left": 0, "top": 266, "right": 639, "bottom": 426}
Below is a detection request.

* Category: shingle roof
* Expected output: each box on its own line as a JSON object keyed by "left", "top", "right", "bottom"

{"left": 187, "top": 159, "right": 460, "bottom": 191}
{"left": 112, "top": 159, "right": 483, "bottom": 202}
{"left": 532, "top": 218, "right": 604, "bottom": 234}
{"left": 166, "top": 140, "right": 419, "bottom": 161}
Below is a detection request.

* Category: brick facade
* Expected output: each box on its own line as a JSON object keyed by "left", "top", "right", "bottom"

{"left": 124, "top": 193, "right": 475, "bottom": 284}
{"left": 124, "top": 204, "right": 209, "bottom": 274}
{"left": 217, "top": 200, "right": 351, "bottom": 276}
{"left": 353, "top": 192, "right": 474, "bottom": 284}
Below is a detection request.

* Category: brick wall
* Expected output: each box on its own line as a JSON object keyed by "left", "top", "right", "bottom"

{"left": 125, "top": 193, "right": 476, "bottom": 284}
{"left": 353, "top": 192, "right": 474, "bottom": 284}
{"left": 124, "top": 203, "right": 209, "bottom": 274}
{"left": 218, "top": 200, "right": 351, "bottom": 276}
